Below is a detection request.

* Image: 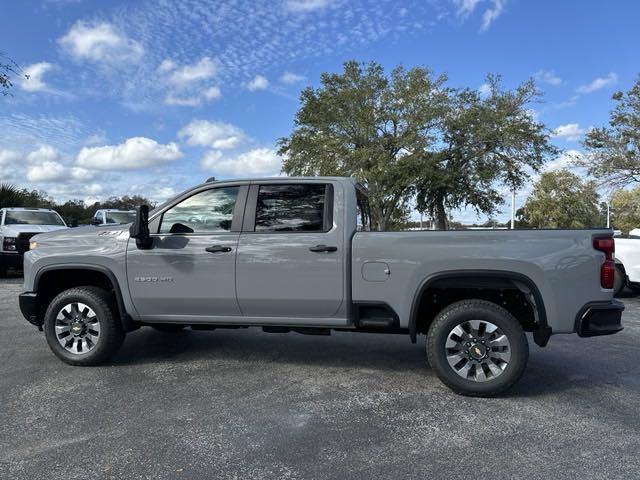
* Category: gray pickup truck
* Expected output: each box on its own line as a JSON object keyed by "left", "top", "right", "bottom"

{"left": 19, "top": 177, "right": 624, "bottom": 396}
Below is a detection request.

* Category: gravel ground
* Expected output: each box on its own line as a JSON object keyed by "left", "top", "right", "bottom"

{"left": 1, "top": 273, "right": 639, "bottom": 480}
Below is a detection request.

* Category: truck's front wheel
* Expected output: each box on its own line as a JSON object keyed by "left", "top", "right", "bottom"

{"left": 426, "top": 300, "right": 529, "bottom": 397}
{"left": 44, "top": 287, "right": 125, "bottom": 365}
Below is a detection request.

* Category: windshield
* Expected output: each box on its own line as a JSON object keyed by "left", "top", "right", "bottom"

{"left": 105, "top": 211, "right": 136, "bottom": 224}
{"left": 4, "top": 211, "right": 65, "bottom": 226}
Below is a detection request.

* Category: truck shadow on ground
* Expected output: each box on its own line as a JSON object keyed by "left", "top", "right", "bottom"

{"left": 111, "top": 327, "right": 592, "bottom": 398}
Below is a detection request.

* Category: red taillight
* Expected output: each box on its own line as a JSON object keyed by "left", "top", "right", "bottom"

{"left": 593, "top": 236, "right": 615, "bottom": 289}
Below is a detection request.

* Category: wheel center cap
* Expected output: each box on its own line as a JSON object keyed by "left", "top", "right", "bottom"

{"left": 469, "top": 344, "right": 486, "bottom": 360}
{"left": 71, "top": 322, "right": 84, "bottom": 336}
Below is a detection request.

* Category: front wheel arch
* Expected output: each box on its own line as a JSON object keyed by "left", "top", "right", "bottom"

{"left": 34, "top": 265, "right": 136, "bottom": 332}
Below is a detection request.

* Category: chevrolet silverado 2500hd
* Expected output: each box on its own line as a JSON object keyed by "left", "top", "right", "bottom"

{"left": 19, "top": 177, "right": 624, "bottom": 396}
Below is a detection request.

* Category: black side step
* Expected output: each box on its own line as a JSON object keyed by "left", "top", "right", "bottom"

{"left": 262, "top": 326, "right": 331, "bottom": 336}
{"left": 357, "top": 317, "right": 395, "bottom": 329}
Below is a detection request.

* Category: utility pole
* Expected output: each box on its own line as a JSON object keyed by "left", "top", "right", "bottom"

{"left": 510, "top": 190, "right": 516, "bottom": 229}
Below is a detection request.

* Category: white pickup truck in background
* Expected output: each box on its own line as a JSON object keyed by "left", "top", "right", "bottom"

{"left": 614, "top": 228, "right": 640, "bottom": 296}
{"left": 0, "top": 208, "right": 68, "bottom": 277}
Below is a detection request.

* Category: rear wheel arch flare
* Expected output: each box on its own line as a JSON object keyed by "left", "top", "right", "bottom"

{"left": 409, "top": 270, "right": 548, "bottom": 343}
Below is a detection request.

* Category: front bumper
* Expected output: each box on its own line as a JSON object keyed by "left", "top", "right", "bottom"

{"left": 576, "top": 300, "right": 624, "bottom": 337}
{"left": 0, "top": 252, "right": 23, "bottom": 269}
{"left": 19, "top": 292, "right": 42, "bottom": 328}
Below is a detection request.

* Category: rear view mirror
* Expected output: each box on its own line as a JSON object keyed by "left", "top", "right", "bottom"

{"left": 129, "top": 205, "right": 153, "bottom": 249}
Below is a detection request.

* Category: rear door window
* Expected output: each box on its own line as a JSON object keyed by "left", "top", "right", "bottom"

{"left": 254, "top": 184, "right": 331, "bottom": 233}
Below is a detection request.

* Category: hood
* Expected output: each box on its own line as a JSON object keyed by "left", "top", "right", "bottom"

{"left": 1, "top": 224, "right": 68, "bottom": 237}
{"left": 30, "top": 224, "right": 129, "bottom": 244}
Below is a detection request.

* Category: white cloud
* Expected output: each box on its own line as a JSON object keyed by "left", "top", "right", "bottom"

{"left": 246, "top": 75, "right": 269, "bottom": 91}
{"left": 534, "top": 69, "right": 562, "bottom": 87}
{"left": 480, "top": 0, "right": 506, "bottom": 31}
{"left": 26, "top": 145, "right": 61, "bottom": 164}
{"left": 164, "top": 85, "right": 221, "bottom": 107}
{"left": 552, "top": 123, "right": 589, "bottom": 142}
{"left": 0, "top": 149, "right": 20, "bottom": 165}
{"left": 280, "top": 71, "right": 306, "bottom": 84}
{"left": 202, "top": 86, "right": 221, "bottom": 100}
{"left": 27, "top": 160, "right": 67, "bottom": 182}
{"left": 84, "top": 183, "right": 104, "bottom": 195}
{"left": 576, "top": 72, "right": 618, "bottom": 94}
{"left": 478, "top": 82, "right": 491, "bottom": 96}
{"left": 178, "top": 120, "right": 246, "bottom": 149}
{"left": 164, "top": 94, "right": 202, "bottom": 107}
{"left": 58, "top": 21, "right": 143, "bottom": 63}
{"left": 542, "top": 150, "right": 584, "bottom": 173}
{"left": 169, "top": 57, "right": 217, "bottom": 86}
{"left": 285, "top": 0, "right": 332, "bottom": 13}
{"left": 453, "top": 0, "right": 483, "bottom": 17}
{"left": 201, "top": 148, "right": 282, "bottom": 176}
{"left": 76, "top": 137, "right": 183, "bottom": 170}
{"left": 70, "top": 167, "right": 95, "bottom": 180}
{"left": 19, "top": 62, "right": 55, "bottom": 92}
{"left": 453, "top": 0, "right": 506, "bottom": 31}
{"left": 157, "top": 59, "right": 176, "bottom": 72}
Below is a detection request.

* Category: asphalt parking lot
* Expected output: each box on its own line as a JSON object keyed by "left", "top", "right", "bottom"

{"left": 1, "top": 274, "right": 639, "bottom": 480}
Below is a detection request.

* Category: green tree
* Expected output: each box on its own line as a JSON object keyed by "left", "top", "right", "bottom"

{"left": 610, "top": 187, "right": 640, "bottom": 234}
{"left": 279, "top": 61, "right": 556, "bottom": 230}
{"left": 523, "top": 169, "right": 602, "bottom": 228}
{"left": 1, "top": 53, "right": 26, "bottom": 97}
{"left": 414, "top": 75, "right": 557, "bottom": 229}
{"left": 581, "top": 76, "right": 640, "bottom": 187}
{"left": 279, "top": 60, "right": 448, "bottom": 230}
{"left": 99, "top": 195, "right": 156, "bottom": 210}
{"left": 0, "top": 184, "right": 19, "bottom": 209}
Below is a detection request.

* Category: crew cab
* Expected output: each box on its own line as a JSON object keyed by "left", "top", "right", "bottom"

{"left": 0, "top": 207, "right": 67, "bottom": 277}
{"left": 90, "top": 209, "right": 136, "bottom": 226}
{"left": 18, "top": 177, "right": 624, "bottom": 396}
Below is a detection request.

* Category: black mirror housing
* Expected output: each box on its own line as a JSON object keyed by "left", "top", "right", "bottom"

{"left": 129, "top": 205, "right": 153, "bottom": 249}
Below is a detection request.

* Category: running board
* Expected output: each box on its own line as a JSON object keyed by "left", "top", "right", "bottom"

{"left": 262, "top": 326, "right": 331, "bottom": 336}
{"left": 357, "top": 317, "right": 395, "bottom": 329}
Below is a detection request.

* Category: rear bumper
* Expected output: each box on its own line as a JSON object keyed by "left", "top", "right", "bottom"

{"left": 0, "top": 252, "right": 23, "bottom": 269}
{"left": 576, "top": 300, "right": 624, "bottom": 337}
{"left": 19, "top": 292, "right": 42, "bottom": 327}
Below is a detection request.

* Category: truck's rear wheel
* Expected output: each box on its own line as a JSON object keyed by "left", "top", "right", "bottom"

{"left": 44, "top": 287, "right": 125, "bottom": 365}
{"left": 426, "top": 300, "right": 529, "bottom": 397}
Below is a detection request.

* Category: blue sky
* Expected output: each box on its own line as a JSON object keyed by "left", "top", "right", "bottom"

{"left": 1, "top": 0, "right": 639, "bottom": 222}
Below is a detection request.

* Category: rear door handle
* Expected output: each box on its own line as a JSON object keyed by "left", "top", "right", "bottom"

{"left": 206, "top": 245, "right": 233, "bottom": 253}
{"left": 309, "top": 245, "right": 338, "bottom": 253}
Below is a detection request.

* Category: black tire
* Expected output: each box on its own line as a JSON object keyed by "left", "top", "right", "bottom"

{"left": 44, "top": 286, "right": 125, "bottom": 365}
{"left": 629, "top": 283, "right": 640, "bottom": 294}
{"left": 426, "top": 299, "right": 529, "bottom": 397}
{"left": 151, "top": 324, "right": 187, "bottom": 333}
{"left": 613, "top": 264, "right": 626, "bottom": 297}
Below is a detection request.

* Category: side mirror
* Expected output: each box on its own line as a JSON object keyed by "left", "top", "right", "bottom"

{"left": 71, "top": 219, "right": 79, "bottom": 228}
{"left": 129, "top": 205, "right": 153, "bottom": 249}
{"left": 90, "top": 218, "right": 101, "bottom": 226}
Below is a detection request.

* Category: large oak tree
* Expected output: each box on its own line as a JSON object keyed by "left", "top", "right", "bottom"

{"left": 279, "top": 61, "right": 557, "bottom": 230}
